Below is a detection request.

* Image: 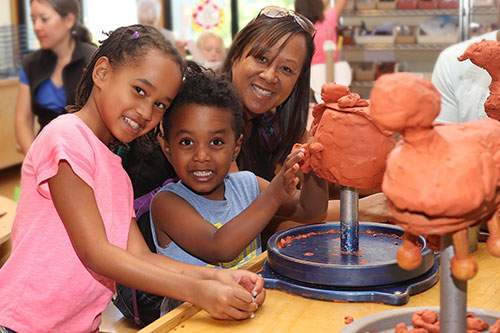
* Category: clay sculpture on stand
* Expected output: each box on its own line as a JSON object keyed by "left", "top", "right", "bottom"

{"left": 370, "top": 71, "right": 500, "bottom": 281}
{"left": 295, "top": 83, "right": 396, "bottom": 189}
{"left": 458, "top": 39, "right": 500, "bottom": 121}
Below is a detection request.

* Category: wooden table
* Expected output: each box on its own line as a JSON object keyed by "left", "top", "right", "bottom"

{"left": 0, "top": 196, "right": 16, "bottom": 267}
{"left": 0, "top": 196, "right": 16, "bottom": 245}
{"left": 140, "top": 243, "right": 500, "bottom": 332}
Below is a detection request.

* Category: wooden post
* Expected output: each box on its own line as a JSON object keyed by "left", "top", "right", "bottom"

{"left": 324, "top": 39, "right": 336, "bottom": 83}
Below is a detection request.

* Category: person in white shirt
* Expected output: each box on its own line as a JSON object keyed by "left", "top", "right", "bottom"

{"left": 431, "top": 5, "right": 499, "bottom": 123}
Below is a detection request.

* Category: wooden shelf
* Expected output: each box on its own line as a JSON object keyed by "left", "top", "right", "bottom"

{"left": 343, "top": 43, "right": 453, "bottom": 51}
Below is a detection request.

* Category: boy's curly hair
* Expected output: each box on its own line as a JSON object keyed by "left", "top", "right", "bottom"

{"left": 162, "top": 61, "right": 244, "bottom": 141}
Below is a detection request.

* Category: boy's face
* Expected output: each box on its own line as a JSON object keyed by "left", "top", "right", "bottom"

{"left": 200, "top": 36, "right": 225, "bottom": 63}
{"left": 163, "top": 104, "right": 242, "bottom": 201}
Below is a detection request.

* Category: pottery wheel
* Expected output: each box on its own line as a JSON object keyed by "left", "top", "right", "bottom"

{"left": 267, "top": 222, "right": 434, "bottom": 287}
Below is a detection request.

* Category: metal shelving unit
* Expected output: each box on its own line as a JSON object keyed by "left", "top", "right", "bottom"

{"left": 341, "top": 3, "right": 497, "bottom": 98}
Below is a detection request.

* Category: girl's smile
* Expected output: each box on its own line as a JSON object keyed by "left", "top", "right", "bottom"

{"left": 79, "top": 49, "right": 182, "bottom": 146}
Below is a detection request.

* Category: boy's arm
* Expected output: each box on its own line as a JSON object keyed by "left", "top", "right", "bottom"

{"left": 151, "top": 149, "right": 306, "bottom": 263}
{"left": 273, "top": 172, "right": 329, "bottom": 221}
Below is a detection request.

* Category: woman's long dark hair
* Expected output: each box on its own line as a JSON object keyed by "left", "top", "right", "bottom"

{"left": 31, "top": 0, "right": 93, "bottom": 43}
{"left": 221, "top": 13, "right": 315, "bottom": 180}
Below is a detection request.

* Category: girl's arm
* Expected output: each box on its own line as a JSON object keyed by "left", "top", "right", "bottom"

{"left": 333, "top": 0, "right": 348, "bottom": 18}
{"left": 14, "top": 83, "right": 35, "bottom": 154}
{"left": 48, "top": 161, "right": 260, "bottom": 319}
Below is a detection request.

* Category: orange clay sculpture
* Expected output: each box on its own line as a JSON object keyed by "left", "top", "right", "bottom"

{"left": 458, "top": 39, "right": 500, "bottom": 121}
{"left": 294, "top": 83, "right": 396, "bottom": 189}
{"left": 370, "top": 72, "right": 500, "bottom": 281}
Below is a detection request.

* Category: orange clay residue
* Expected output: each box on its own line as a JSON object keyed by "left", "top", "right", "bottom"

{"left": 304, "top": 252, "right": 314, "bottom": 256}
{"left": 344, "top": 315, "right": 354, "bottom": 324}
{"left": 277, "top": 229, "right": 338, "bottom": 248}
{"left": 278, "top": 230, "right": 402, "bottom": 249}
{"left": 360, "top": 260, "right": 368, "bottom": 264}
{"left": 393, "top": 310, "right": 494, "bottom": 332}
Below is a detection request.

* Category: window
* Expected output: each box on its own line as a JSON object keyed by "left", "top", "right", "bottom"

{"left": 82, "top": 0, "right": 138, "bottom": 43}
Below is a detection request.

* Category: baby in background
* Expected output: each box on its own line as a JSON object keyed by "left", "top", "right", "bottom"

{"left": 115, "top": 63, "right": 329, "bottom": 323}
{"left": 195, "top": 31, "right": 225, "bottom": 69}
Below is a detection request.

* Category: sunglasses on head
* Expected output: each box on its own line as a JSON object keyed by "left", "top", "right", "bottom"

{"left": 258, "top": 6, "right": 317, "bottom": 39}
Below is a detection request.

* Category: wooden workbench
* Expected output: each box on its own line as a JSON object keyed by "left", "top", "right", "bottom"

{"left": 140, "top": 242, "right": 500, "bottom": 332}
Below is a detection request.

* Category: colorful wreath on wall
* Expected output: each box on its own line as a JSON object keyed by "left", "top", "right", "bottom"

{"left": 191, "top": 0, "right": 225, "bottom": 33}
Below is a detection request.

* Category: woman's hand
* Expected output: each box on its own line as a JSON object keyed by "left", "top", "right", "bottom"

{"left": 359, "top": 192, "right": 394, "bottom": 223}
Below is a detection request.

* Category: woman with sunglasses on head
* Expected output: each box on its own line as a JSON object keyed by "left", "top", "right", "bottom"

{"left": 221, "top": 6, "right": 393, "bottom": 240}
{"left": 15, "top": 0, "right": 96, "bottom": 155}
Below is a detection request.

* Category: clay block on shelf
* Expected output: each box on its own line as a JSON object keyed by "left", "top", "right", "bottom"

{"left": 438, "top": 0, "right": 459, "bottom": 8}
{"left": 397, "top": 0, "right": 417, "bottom": 9}
{"left": 417, "top": 0, "right": 439, "bottom": 8}
{"left": 355, "top": 0, "right": 377, "bottom": 10}
{"left": 354, "top": 63, "right": 376, "bottom": 81}
{"left": 377, "top": 0, "right": 397, "bottom": 9}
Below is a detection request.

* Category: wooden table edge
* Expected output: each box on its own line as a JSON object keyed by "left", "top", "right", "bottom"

{"left": 138, "top": 252, "right": 268, "bottom": 333}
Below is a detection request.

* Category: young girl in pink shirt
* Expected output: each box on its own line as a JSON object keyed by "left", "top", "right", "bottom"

{"left": 0, "top": 24, "right": 264, "bottom": 333}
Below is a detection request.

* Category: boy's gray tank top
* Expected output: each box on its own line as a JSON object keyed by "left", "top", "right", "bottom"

{"left": 150, "top": 171, "right": 261, "bottom": 269}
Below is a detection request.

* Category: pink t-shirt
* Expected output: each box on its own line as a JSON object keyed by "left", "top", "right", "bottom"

{"left": 311, "top": 8, "right": 339, "bottom": 65}
{"left": 0, "top": 114, "right": 134, "bottom": 332}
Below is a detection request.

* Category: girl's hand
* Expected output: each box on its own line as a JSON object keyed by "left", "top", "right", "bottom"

{"left": 213, "top": 269, "right": 266, "bottom": 307}
{"left": 267, "top": 148, "right": 305, "bottom": 202}
{"left": 193, "top": 278, "right": 260, "bottom": 320}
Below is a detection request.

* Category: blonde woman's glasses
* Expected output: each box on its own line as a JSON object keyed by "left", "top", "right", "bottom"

{"left": 258, "top": 6, "right": 317, "bottom": 38}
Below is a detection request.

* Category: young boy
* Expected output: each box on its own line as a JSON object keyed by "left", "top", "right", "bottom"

{"left": 114, "top": 64, "right": 329, "bottom": 325}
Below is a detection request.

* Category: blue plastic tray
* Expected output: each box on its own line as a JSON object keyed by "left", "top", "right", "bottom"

{"left": 267, "top": 222, "right": 434, "bottom": 287}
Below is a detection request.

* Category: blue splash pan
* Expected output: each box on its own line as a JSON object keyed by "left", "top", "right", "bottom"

{"left": 266, "top": 222, "right": 435, "bottom": 287}
{"left": 261, "top": 259, "right": 439, "bottom": 305}
{"left": 262, "top": 222, "right": 439, "bottom": 305}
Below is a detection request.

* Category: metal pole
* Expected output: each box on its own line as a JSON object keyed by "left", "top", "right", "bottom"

{"left": 340, "top": 185, "right": 359, "bottom": 254}
{"left": 231, "top": 0, "right": 238, "bottom": 39}
{"left": 440, "top": 233, "right": 467, "bottom": 333}
{"left": 459, "top": 0, "right": 470, "bottom": 41}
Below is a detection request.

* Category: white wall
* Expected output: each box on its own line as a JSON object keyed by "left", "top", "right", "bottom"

{"left": 0, "top": 1, "right": 11, "bottom": 26}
